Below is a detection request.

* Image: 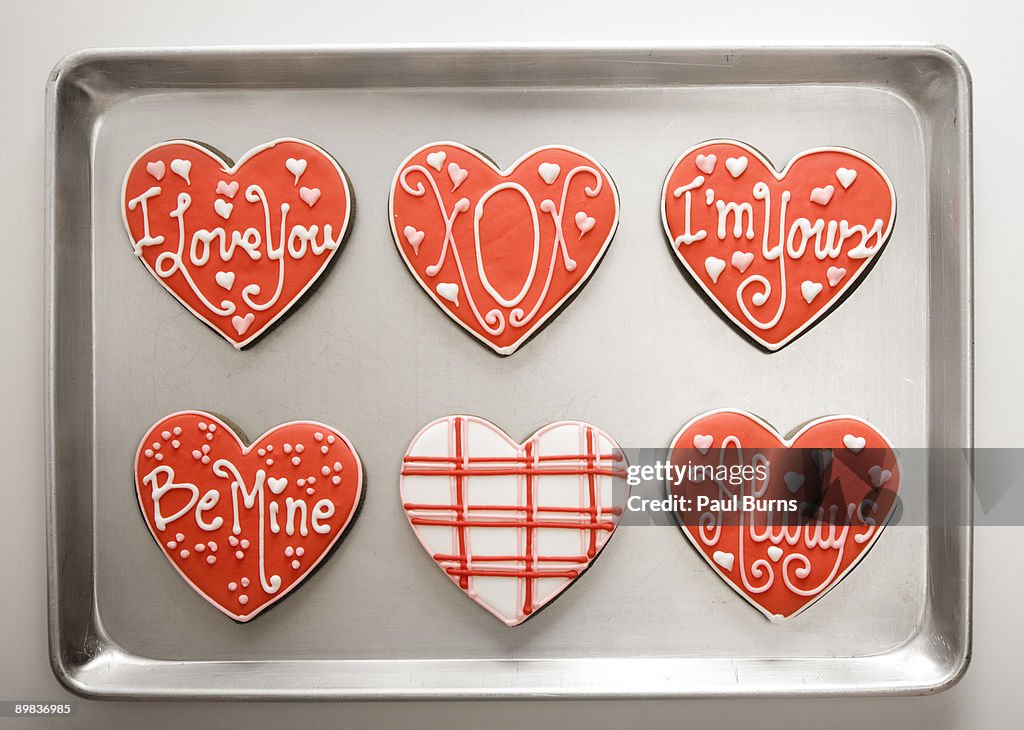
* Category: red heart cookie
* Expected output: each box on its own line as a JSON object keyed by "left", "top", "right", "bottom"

{"left": 135, "top": 411, "right": 363, "bottom": 621}
{"left": 401, "top": 416, "right": 628, "bottom": 625}
{"left": 667, "top": 410, "right": 899, "bottom": 621}
{"left": 662, "top": 141, "right": 896, "bottom": 350}
{"left": 389, "top": 143, "right": 620, "bottom": 355}
{"left": 123, "top": 139, "right": 352, "bottom": 348}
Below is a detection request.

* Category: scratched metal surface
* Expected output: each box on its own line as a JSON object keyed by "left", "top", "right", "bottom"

{"left": 45, "top": 45, "right": 972, "bottom": 698}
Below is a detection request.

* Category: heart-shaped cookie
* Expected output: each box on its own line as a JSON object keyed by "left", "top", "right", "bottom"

{"left": 389, "top": 142, "right": 620, "bottom": 355}
{"left": 662, "top": 140, "right": 896, "bottom": 350}
{"left": 401, "top": 415, "right": 629, "bottom": 625}
{"left": 123, "top": 139, "right": 352, "bottom": 349}
{"left": 666, "top": 409, "right": 899, "bottom": 621}
{"left": 135, "top": 411, "right": 363, "bottom": 621}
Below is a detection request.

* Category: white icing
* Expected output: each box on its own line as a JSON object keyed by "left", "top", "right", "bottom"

{"left": 725, "top": 156, "right": 748, "bottom": 178}
{"left": 426, "top": 151, "right": 446, "bottom": 172}
{"left": 447, "top": 162, "right": 468, "bottom": 190}
{"left": 843, "top": 434, "right": 866, "bottom": 453}
{"left": 826, "top": 266, "right": 846, "bottom": 286}
{"left": 299, "top": 186, "right": 321, "bottom": 207}
{"left": 216, "top": 180, "right": 239, "bottom": 198}
{"left": 215, "top": 271, "right": 235, "bottom": 290}
{"left": 403, "top": 225, "right": 425, "bottom": 254}
{"left": 704, "top": 256, "right": 726, "bottom": 284}
{"left": 574, "top": 211, "right": 595, "bottom": 236}
{"left": 810, "top": 185, "right": 834, "bottom": 206}
{"left": 436, "top": 282, "right": 460, "bottom": 307}
{"left": 836, "top": 167, "right": 857, "bottom": 189}
{"left": 214, "top": 199, "right": 233, "bottom": 220}
{"left": 170, "top": 159, "right": 192, "bottom": 184}
{"left": 801, "top": 280, "right": 823, "bottom": 304}
{"left": 285, "top": 157, "right": 307, "bottom": 184}
{"left": 147, "top": 161, "right": 166, "bottom": 181}
{"left": 713, "top": 551, "right": 735, "bottom": 571}
{"left": 695, "top": 153, "right": 717, "bottom": 174}
{"left": 538, "top": 162, "right": 560, "bottom": 184}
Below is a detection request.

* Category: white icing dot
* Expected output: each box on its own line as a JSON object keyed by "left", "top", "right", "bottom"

{"left": 327, "top": 435, "right": 336, "bottom": 444}
{"left": 201, "top": 456, "right": 211, "bottom": 465}
{"left": 285, "top": 546, "right": 294, "bottom": 557}
{"left": 258, "top": 448, "right": 266, "bottom": 457}
{"left": 166, "top": 540, "right": 177, "bottom": 549}
{"left": 266, "top": 458, "right": 274, "bottom": 466}
{"left": 266, "top": 444, "right": 273, "bottom": 452}
{"left": 314, "top": 432, "right": 324, "bottom": 442}
{"left": 333, "top": 461, "right": 342, "bottom": 472}
{"left": 292, "top": 456, "right": 301, "bottom": 466}
{"left": 308, "top": 476, "right": 316, "bottom": 484}
{"left": 195, "top": 543, "right": 205, "bottom": 552}
{"left": 198, "top": 422, "right": 208, "bottom": 431}
{"left": 235, "top": 550, "right": 244, "bottom": 559}
{"left": 179, "top": 549, "right": 190, "bottom": 559}
{"left": 152, "top": 442, "right": 161, "bottom": 450}
{"left": 227, "top": 581, "right": 237, "bottom": 592}
{"left": 202, "top": 444, "right": 211, "bottom": 454}
{"left": 295, "top": 444, "right": 304, "bottom": 454}
{"left": 161, "top": 430, "right": 171, "bottom": 440}
{"left": 331, "top": 476, "right": 342, "bottom": 486}
{"left": 206, "top": 555, "right": 216, "bottom": 565}
{"left": 241, "top": 577, "right": 250, "bottom": 587}
{"left": 240, "top": 539, "right": 250, "bottom": 549}
{"left": 171, "top": 440, "right": 180, "bottom": 448}
{"left": 320, "top": 445, "right": 329, "bottom": 454}
{"left": 295, "top": 547, "right": 304, "bottom": 557}
{"left": 306, "top": 487, "right": 315, "bottom": 495}
{"left": 208, "top": 423, "right": 217, "bottom": 432}
{"left": 297, "top": 478, "right": 306, "bottom": 487}
{"left": 283, "top": 443, "right": 293, "bottom": 454}
{"left": 207, "top": 541, "right": 217, "bottom": 551}
{"left": 321, "top": 466, "right": 331, "bottom": 476}
{"left": 238, "top": 595, "right": 248, "bottom": 605}
{"left": 206, "top": 433, "right": 213, "bottom": 441}
{"left": 228, "top": 536, "right": 239, "bottom": 546}
{"left": 173, "top": 426, "right": 182, "bottom": 436}
{"left": 144, "top": 449, "right": 154, "bottom": 458}
{"left": 291, "top": 560, "right": 300, "bottom": 570}
{"left": 155, "top": 453, "right": 164, "bottom": 462}
{"left": 176, "top": 533, "right": 185, "bottom": 541}
{"left": 191, "top": 449, "right": 202, "bottom": 460}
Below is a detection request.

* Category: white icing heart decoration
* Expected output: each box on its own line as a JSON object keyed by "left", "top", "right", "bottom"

{"left": 538, "top": 162, "right": 561, "bottom": 184}
{"left": 801, "top": 280, "right": 823, "bottom": 304}
{"left": 725, "top": 156, "right": 748, "bottom": 178}
{"left": 810, "top": 185, "right": 835, "bottom": 206}
{"left": 575, "top": 211, "right": 596, "bottom": 236}
{"left": 285, "top": 157, "right": 307, "bottom": 184}
{"left": 216, "top": 180, "right": 239, "bottom": 198}
{"left": 767, "top": 546, "right": 784, "bottom": 562}
{"left": 214, "top": 199, "right": 233, "bottom": 220}
{"left": 812, "top": 448, "right": 833, "bottom": 472}
{"left": 713, "top": 551, "right": 735, "bottom": 571}
{"left": 827, "top": 266, "right": 847, "bottom": 286}
{"left": 147, "top": 161, "right": 166, "bottom": 180}
{"left": 232, "top": 312, "right": 255, "bottom": 336}
{"left": 731, "top": 250, "right": 754, "bottom": 273}
{"left": 869, "top": 466, "right": 893, "bottom": 488}
{"left": 435, "top": 282, "right": 459, "bottom": 306}
{"left": 695, "top": 153, "right": 717, "bottom": 174}
{"left": 426, "top": 151, "right": 447, "bottom": 172}
{"left": 705, "top": 256, "right": 726, "bottom": 284}
{"left": 836, "top": 167, "right": 857, "bottom": 189}
{"left": 170, "top": 159, "right": 192, "bottom": 184}
{"left": 215, "top": 271, "right": 236, "bottom": 290}
{"left": 693, "top": 434, "right": 713, "bottom": 454}
{"left": 784, "top": 471, "right": 805, "bottom": 493}
{"left": 447, "top": 162, "right": 468, "bottom": 190}
{"left": 843, "top": 434, "right": 866, "bottom": 453}
{"left": 403, "top": 225, "right": 425, "bottom": 254}
{"left": 299, "top": 186, "right": 321, "bottom": 207}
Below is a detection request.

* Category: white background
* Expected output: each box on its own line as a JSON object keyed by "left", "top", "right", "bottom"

{"left": 2, "top": 0, "right": 1020, "bottom": 727}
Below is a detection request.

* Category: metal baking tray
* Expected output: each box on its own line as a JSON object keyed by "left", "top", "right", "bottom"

{"left": 45, "top": 44, "right": 973, "bottom": 699}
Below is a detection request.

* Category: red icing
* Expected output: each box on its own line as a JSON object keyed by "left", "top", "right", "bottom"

{"left": 122, "top": 139, "right": 352, "bottom": 348}
{"left": 135, "top": 411, "right": 363, "bottom": 621}
{"left": 668, "top": 410, "right": 900, "bottom": 621}
{"left": 390, "top": 143, "right": 619, "bottom": 355}
{"left": 662, "top": 141, "right": 895, "bottom": 350}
